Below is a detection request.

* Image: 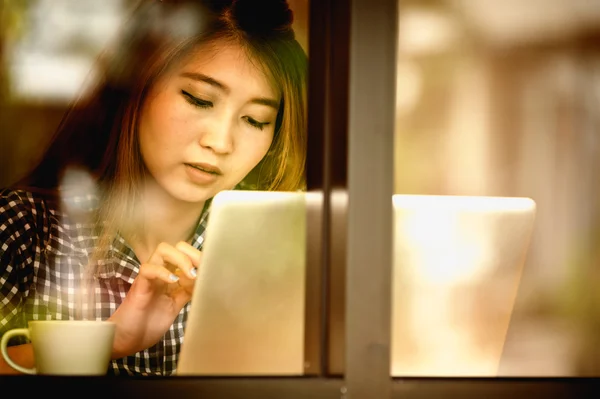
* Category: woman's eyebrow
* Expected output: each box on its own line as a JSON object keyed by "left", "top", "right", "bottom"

{"left": 180, "top": 72, "right": 228, "bottom": 92}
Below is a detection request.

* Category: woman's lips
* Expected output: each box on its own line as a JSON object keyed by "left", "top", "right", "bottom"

{"left": 184, "top": 163, "right": 221, "bottom": 184}
{"left": 185, "top": 162, "right": 222, "bottom": 175}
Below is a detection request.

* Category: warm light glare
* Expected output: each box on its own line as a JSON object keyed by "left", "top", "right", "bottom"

{"left": 391, "top": 195, "right": 535, "bottom": 376}
{"left": 399, "top": 210, "right": 489, "bottom": 284}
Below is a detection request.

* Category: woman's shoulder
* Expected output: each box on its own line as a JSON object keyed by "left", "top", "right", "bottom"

{"left": 0, "top": 187, "right": 58, "bottom": 216}
{"left": 0, "top": 188, "right": 57, "bottom": 254}
{"left": 1, "top": 186, "right": 101, "bottom": 226}
{"left": 1, "top": 187, "right": 100, "bottom": 258}
{"left": 0, "top": 188, "right": 58, "bottom": 235}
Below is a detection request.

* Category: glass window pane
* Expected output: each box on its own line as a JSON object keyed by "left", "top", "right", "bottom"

{"left": 0, "top": 0, "right": 315, "bottom": 377}
{"left": 394, "top": 0, "right": 600, "bottom": 377}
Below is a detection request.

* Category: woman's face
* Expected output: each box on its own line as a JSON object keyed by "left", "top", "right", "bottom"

{"left": 138, "top": 41, "right": 279, "bottom": 204}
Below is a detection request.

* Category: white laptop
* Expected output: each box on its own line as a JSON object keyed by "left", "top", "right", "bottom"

{"left": 389, "top": 194, "right": 536, "bottom": 376}
{"left": 177, "top": 190, "right": 310, "bottom": 376}
{"left": 176, "top": 190, "right": 536, "bottom": 376}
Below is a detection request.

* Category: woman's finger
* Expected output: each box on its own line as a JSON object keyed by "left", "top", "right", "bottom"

{"left": 170, "top": 284, "right": 193, "bottom": 310}
{"left": 174, "top": 268, "right": 196, "bottom": 296}
{"left": 138, "top": 261, "right": 180, "bottom": 285}
{"left": 174, "top": 241, "right": 202, "bottom": 277}
{"left": 148, "top": 242, "right": 197, "bottom": 279}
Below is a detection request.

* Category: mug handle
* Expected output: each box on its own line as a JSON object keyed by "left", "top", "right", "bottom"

{"left": 0, "top": 329, "right": 36, "bottom": 375}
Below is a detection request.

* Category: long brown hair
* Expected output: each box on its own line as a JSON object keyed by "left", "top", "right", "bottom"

{"left": 16, "top": 0, "right": 307, "bottom": 261}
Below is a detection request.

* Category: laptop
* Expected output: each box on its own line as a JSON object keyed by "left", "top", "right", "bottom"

{"left": 176, "top": 190, "right": 536, "bottom": 376}
{"left": 389, "top": 194, "right": 536, "bottom": 376}
{"left": 176, "top": 190, "right": 311, "bottom": 376}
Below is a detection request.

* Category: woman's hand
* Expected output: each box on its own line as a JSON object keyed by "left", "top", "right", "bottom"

{"left": 108, "top": 241, "right": 201, "bottom": 359}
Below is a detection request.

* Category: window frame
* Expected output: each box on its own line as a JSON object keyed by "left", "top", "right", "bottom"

{"left": 2, "top": 0, "right": 599, "bottom": 397}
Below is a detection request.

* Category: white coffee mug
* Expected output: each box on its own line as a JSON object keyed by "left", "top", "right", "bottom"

{"left": 1, "top": 320, "right": 116, "bottom": 375}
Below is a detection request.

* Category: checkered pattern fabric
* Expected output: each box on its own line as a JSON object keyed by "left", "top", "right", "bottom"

{"left": 0, "top": 188, "right": 209, "bottom": 376}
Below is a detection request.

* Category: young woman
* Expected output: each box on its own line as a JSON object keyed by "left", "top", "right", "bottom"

{"left": 0, "top": 0, "right": 307, "bottom": 376}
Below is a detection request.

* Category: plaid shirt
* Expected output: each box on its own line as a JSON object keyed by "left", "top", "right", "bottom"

{"left": 0, "top": 188, "right": 209, "bottom": 376}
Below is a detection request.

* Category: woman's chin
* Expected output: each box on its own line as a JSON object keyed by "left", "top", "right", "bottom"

{"left": 173, "top": 185, "right": 221, "bottom": 204}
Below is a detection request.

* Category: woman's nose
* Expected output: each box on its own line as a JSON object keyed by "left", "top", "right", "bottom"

{"left": 198, "top": 116, "right": 234, "bottom": 154}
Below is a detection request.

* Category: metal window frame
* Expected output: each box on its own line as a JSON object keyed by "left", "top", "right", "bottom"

{"left": 344, "top": 0, "right": 397, "bottom": 397}
{"left": 1, "top": 376, "right": 600, "bottom": 398}
{"left": 1, "top": 0, "right": 599, "bottom": 397}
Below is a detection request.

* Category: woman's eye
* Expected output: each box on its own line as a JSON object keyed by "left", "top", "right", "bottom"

{"left": 182, "top": 90, "right": 212, "bottom": 109}
{"left": 243, "top": 116, "right": 270, "bottom": 131}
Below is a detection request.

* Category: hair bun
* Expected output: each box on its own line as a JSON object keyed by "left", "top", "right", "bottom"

{"left": 230, "top": 0, "right": 294, "bottom": 36}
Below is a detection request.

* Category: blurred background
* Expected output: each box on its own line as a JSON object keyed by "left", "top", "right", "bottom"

{"left": 395, "top": 0, "right": 600, "bottom": 376}
{"left": 1, "top": 0, "right": 599, "bottom": 376}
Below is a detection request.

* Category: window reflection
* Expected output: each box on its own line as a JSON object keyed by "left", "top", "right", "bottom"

{"left": 0, "top": 0, "right": 311, "bottom": 377}
{"left": 395, "top": 0, "right": 600, "bottom": 376}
